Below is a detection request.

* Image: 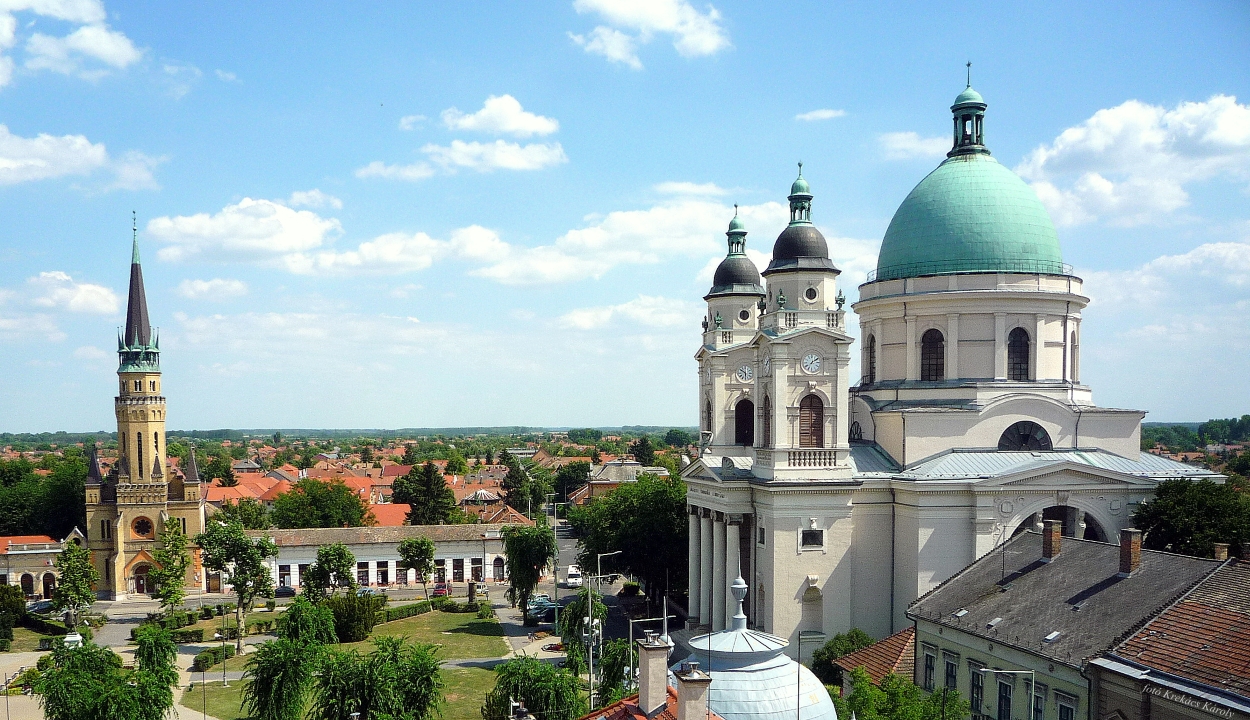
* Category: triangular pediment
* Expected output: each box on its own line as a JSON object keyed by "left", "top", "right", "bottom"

{"left": 123, "top": 549, "right": 159, "bottom": 573}
{"left": 975, "top": 461, "right": 1157, "bottom": 489}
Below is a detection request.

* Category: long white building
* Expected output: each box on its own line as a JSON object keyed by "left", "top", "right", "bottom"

{"left": 681, "top": 83, "right": 1216, "bottom": 653}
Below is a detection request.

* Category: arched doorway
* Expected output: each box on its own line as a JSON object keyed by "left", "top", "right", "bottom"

{"left": 133, "top": 563, "right": 152, "bottom": 595}
{"left": 42, "top": 573, "right": 56, "bottom": 599}
{"left": 20, "top": 574, "right": 34, "bottom": 597}
{"left": 734, "top": 398, "right": 754, "bottom": 446}
{"left": 1011, "top": 505, "right": 1108, "bottom": 542}
{"left": 493, "top": 556, "right": 505, "bottom": 581}
{"left": 799, "top": 395, "right": 824, "bottom": 448}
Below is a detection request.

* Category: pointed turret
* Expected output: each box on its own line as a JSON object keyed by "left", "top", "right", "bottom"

{"left": 86, "top": 441, "right": 103, "bottom": 485}
{"left": 184, "top": 445, "right": 201, "bottom": 484}
{"left": 124, "top": 234, "right": 151, "bottom": 348}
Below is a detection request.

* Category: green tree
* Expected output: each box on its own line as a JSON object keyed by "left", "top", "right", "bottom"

{"left": 1133, "top": 478, "right": 1250, "bottom": 558}
{"left": 554, "top": 461, "right": 591, "bottom": 502}
{"left": 271, "top": 477, "right": 374, "bottom": 529}
{"left": 569, "top": 473, "right": 687, "bottom": 602}
{"left": 195, "top": 520, "right": 279, "bottom": 653}
{"left": 52, "top": 540, "right": 99, "bottom": 631}
{"left": 596, "top": 638, "right": 632, "bottom": 706}
{"left": 243, "top": 637, "right": 319, "bottom": 720}
{"left": 38, "top": 635, "right": 178, "bottom": 720}
{"left": 446, "top": 448, "right": 469, "bottom": 475}
{"left": 557, "top": 587, "right": 608, "bottom": 676}
{"left": 500, "top": 453, "right": 533, "bottom": 513}
{"left": 147, "top": 521, "right": 191, "bottom": 614}
{"left": 483, "top": 656, "right": 587, "bottom": 720}
{"left": 215, "top": 497, "right": 271, "bottom": 529}
{"left": 567, "top": 429, "right": 603, "bottom": 445}
{"left": 277, "top": 595, "right": 338, "bottom": 645}
{"left": 303, "top": 542, "right": 359, "bottom": 599}
{"left": 810, "top": 628, "right": 875, "bottom": 685}
{"left": 204, "top": 455, "right": 236, "bottom": 486}
{"left": 398, "top": 536, "right": 437, "bottom": 602}
{"left": 502, "top": 524, "right": 557, "bottom": 620}
{"left": 402, "top": 444, "right": 420, "bottom": 465}
{"left": 393, "top": 462, "right": 457, "bottom": 525}
{"left": 664, "top": 429, "right": 695, "bottom": 447}
{"left": 311, "top": 636, "right": 445, "bottom": 720}
{"left": 832, "top": 668, "right": 969, "bottom": 720}
{"left": 629, "top": 435, "right": 656, "bottom": 466}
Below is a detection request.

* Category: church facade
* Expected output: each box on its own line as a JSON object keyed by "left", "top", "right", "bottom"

{"left": 84, "top": 238, "right": 207, "bottom": 600}
{"left": 681, "top": 84, "right": 1217, "bottom": 651}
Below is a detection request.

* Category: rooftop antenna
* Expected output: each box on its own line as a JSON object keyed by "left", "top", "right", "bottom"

{"left": 966, "top": 61, "right": 972, "bottom": 87}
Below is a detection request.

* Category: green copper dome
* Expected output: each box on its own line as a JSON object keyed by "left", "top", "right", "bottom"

{"left": 953, "top": 86, "right": 984, "bottom": 107}
{"left": 874, "top": 153, "right": 1065, "bottom": 281}
{"left": 790, "top": 163, "right": 810, "bottom": 196}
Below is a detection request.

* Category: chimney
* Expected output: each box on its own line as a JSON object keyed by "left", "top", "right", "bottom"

{"left": 1042, "top": 519, "right": 1062, "bottom": 561}
{"left": 675, "top": 661, "right": 713, "bottom": 720}
{"left": 1213, "top": 543, "right": 1230, "bottom": 561}
{"left": 637, "top": 632, "right": 671, "bottom": 717}
{"left": 1119, "top": 528, "right": 1142, "bottom": 576}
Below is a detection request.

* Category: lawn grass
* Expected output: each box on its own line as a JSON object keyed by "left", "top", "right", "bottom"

{"left": 347, "top": 610, "right": 508, "bottom": 660}
{"left": 180, "top": 681, "right": 246, "bottom": 720}
{"left": 178, "top": 668, "right": 495, "bottom": 720}
{"left": 4, "top": 627, "right": 53, "bottom": 653}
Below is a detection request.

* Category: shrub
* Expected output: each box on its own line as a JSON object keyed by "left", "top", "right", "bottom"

{"left": 246, "top": 619, "right": 276, "bottom": 635}
{"left": 0, "top": 611, "right": 15, "bottom": 641}
{"left": 620, "top": 582, "right": 640, "bottom": 596}
{"left": 476, "top": 603, "right": 495, "bottom": 620}
{"left": 0, "top": 638, "right": 9, "bottom": 652}
{"left": 200, "top": 606, "right": 215, "bottom": 620}
{"left": 265, "top": 599, "right": 276, "bottom": 611}
{"left": 324, "top": 593, "right": 379, "bottom": 643}
{"left": 191, "top": 644, "right": 236, "bottom": 672}
{"left": 383, "top": 601, "right": 431, "bottom": 623}
{"left": 171, "top": 629, "right": 204, "bottom": 643}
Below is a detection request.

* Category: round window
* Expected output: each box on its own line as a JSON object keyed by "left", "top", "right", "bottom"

{"left": 804, "top": 287, "right": 818, "bottom": 301}
{"left": 132, "top": 517, "right": 154, "bottom": 539}
{"left": 738, "top": 309, "right": 750, "bottom": 322}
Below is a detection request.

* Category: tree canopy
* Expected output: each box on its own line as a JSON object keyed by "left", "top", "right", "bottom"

{"left": 398, "top": 536, "right": 437, "bottom": 600}
{"left": 215, "top": 497, "right": 271, "bottom": 529}
{"left": 311, "top": 636, "right": 445, "bottom": 720}
{"left": 38, "top": 631, "right": 179, "bottom": 720}
{"left": 832, "top": 668, "right": 969, "bottom": 720}
{"left": 810, "top": 628, "right": 875, "bottom": 685}
{"left": 502, "top": 524, "right": 558, "bottom": 619}
{"left": 1133, "top": 478, "right": 1249, "bottom": 558}
{"left": 569, "top": 473, "right": 687, "bottom": 600}
{"left": 52, "top": 540, "right": 99, "bottom": 631}
{"left": 393, "top": 462, "right": 457, "bottom": 525}
{"left": 147, "top": 521, "right": 191, "bottom": 613}
{"left": 302, "top": 542, "right": 359, "bottom": 599}
{"left": 271, "top": 477, "right": 374, "bottom": 529}
{"left": 553, "top": 461, "right": 591, "bottom": 502}
{"left": 195, "top": 520, "right": 279, "bottom": 652}
{"left": 664, "top": 428, "right": 695, "bottom": 447}
{"left": 629, "top": 436, "right": 656, "bottom": 466}
{"left": 483, "top": 656, "right": 586, "bottom": 720}
{"left": 0, "top": 453, "right": 86, "bottom": 539}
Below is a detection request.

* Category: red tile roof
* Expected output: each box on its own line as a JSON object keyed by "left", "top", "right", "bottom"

{"left": 834, "top": 627, "right": 916, "bottom": 686}
{"left": 0, "top": 535, "right": 58, "bottom": 553}
{"left": 1115, "top": 560, "right": 1250, "bottom": 697}
{"left": 259, "top": 479, "right": 291, "bottom": 501}
{"left": 584, "top": 686, "right": 723, "bottom": 720}
{"left": 368, "top": 504, "right": 410, "bottom": 527}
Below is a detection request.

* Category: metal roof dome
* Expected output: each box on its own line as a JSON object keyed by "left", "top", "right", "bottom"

{"left": 872, "top": 86, "right": 1066, "bottom": 283}
{"left": 707, "top": 207, "right": 764, "bottom": 298}
{"left": 765, "top": 166, "right": 839, "bottom": 276}
{"left": 675, "top": 576, "right": 838, "bottom": 720}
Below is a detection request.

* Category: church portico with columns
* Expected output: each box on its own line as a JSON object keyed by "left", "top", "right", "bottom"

{"left": 680, "top": 81, "right": 1220, "bottom": 654}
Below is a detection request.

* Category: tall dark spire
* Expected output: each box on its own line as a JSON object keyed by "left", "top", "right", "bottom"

{"left": 184, "top": 445, "right": 200, "bottom": 483}
{"left": 124, "top": 214, "right": 151, "bottom": 348}
{"left": 86, "top": 441, "right": 103, "bottom": 485}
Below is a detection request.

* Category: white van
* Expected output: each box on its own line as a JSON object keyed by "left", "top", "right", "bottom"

{"left": 565, "top": 565, "right": 583, "bottom": 588}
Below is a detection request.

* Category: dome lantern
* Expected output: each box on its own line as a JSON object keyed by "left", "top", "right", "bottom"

{"left": 788, "top": 163, "right": 813, "bottom": 225}
{"left": 949, "top": 63, "right": 989, "bottom": 157}
{"left": 706, "top": 206, "right": 764, "bottom": 299}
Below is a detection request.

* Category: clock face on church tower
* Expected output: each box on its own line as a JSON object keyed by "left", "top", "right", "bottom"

{"left": 801, "top": 353, "right": 822, "bottom": 374}
{"left": 736, "top": 365, "right": 754, "bottom": 383}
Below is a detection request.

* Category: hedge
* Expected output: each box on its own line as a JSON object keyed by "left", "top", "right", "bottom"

{"left": 382, "top": 601, "right": 431, "bottom": 623}
{"left": 432, "top": 598, "right": 481, "bottom": 614}
{"left": 191, "top": 645, "right": 235, "bottom": 672}
{"left": 171, "top": 628, "right": 204, "bottom": 643}
{"left": 324, "top": 594, "right": 384, "bottom": 643}
{"left": 246, "top": 619, "right": 276, "bottom": 635}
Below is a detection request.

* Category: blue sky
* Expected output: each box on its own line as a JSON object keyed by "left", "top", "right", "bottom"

{"left": 1, "top": 0, "right": 1248, "bottom": 431}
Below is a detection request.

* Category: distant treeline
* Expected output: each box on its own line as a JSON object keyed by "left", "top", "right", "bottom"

{"left": 1142, "top": 415, "right": 1250, "bottom": 452}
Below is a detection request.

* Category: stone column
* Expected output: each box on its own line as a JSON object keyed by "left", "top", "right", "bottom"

{"left": 688, "top": 509, "right": 702, "bottom": 626}
{"left": 699, "top": 512, "right": 713, "bottom": 626}
{"left": 712, "top": 514, "right": 727, "bottom": 630}
{"left": 946, "top": 313, "right": 960, "bottom": 380}
{"left": 905, "top": 316, "right": 918, "bottom": 381}
{"left": 724, "top": 517, "right": 741, "bottom": 625}
{"left": 994, "top": 313, "right": 1007, "bottom": 380}
{"left": 1034, "top": 314, "right": 1046, "bottom": 381}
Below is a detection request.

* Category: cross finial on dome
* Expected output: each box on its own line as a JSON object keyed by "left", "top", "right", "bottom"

{"left": 966, "top": 61, "right": 972, "bottom": 88}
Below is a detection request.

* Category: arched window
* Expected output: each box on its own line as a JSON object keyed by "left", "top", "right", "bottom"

{"left": 1071, "top": 331, "right": 1080, "bottom": 382}
{"left": 136, "top": 432, "right": 143, "bottom": 479}
{"left": 734, "top": 399, "right": 755, "bottom": 446}
{"left": 761, "top": 396, "right": 772, "bottom": 447}
{"left": 703, "top": 399, "right": 712, "bottom": 432}
{"left": 998, "top": 421, "right": 1053, "bottom": 451}
{"left": 865, "top": 335, "right": 876, "bottom": 385}
{"left": 799, "top": 395, "right": 824, "bottom": 448}
{"left": 1008, "top": 328, "right": 1030, "bottom": 381}
{"left": 920, "top": 329, "right": 945, "bottom": 381}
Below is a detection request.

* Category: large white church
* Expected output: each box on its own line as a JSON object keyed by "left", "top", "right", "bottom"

{"left": 680, "top": 83, "right": 1217, "bottom": 651}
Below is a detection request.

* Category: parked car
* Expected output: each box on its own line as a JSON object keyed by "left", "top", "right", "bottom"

{"left": 565, "top": 565, "right": 583, "bottom": 588}
{"left": 431, "top": 582, "right": 450, "bottom": 597}
{"left": 25, "top": 599, "right": 53, "bottom": 614}
{"left": 274, "top": 585, "right": 296, "bottom": 598}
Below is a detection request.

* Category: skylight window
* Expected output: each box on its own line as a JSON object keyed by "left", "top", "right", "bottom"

{"left": 1044, "top": 631, "right": 1061, "bottom": 643}
{"left": 953, "top": 609, "right": 968, "bottom": 618}
{"left": 986, "top": 617, "right": 1003, "bottom": 629}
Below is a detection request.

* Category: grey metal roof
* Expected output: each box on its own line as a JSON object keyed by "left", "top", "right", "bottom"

{"left": 849, "top": 443, "right": 900, "bottom": 474}
{"left": 908, "top": 531, "right": 1222, "bottom": 667}
{"left": 898, "top": 449, "right": 1218, "bottom": 480}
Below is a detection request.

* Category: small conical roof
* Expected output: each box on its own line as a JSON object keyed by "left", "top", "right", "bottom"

{"left": 86, "top": 442, "right": 103, "bottom": 485}
{"left": 184, "top": 446, "right": 201, "bottom": 483}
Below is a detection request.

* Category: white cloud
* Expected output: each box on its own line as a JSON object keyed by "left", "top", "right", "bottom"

{"left": 27, "top": 270, "right": 119, "bottom": 313}
{"left": 421, "top": 140, "right": 568, "bottom": 172}
{"left": 149, "top": 198, "right": 343, "bottom": 266}
{"left": 398, "top": 114, "right": 425, "bottom": 131}
{"left": 568, "top": 26, "right": 641, "bottom": 70}
{"left": 24, "top": 21, "right": 142, "bottom": 77}
{"left": 161, "top": 62, "right": 201, "bottom": 99}
{"left": 215, "top": 69, "right": 236, "bottom": 82}
{"left": 879, "top": 131, "right": 949, "bottom": 160}
{"left": 1016, "top": 96, "right": 1250, "bottom": 227}
{"left": 288, "top": 189, "right": 343, "bottom": 210}
{"left": 559, "top": 295, "right": 701, "bottom": 330}
{"left": 654, "top": 181, "right": 728, "bottom": 196}
{"left": 0, "top": 311, "right": 61, "bottom": 341}
{"left": 389, "top": 283, "right": 423, "bottom": 299}
{"left": 355, "top": 160, "right": 436, "bottom": 181}
{"left": 0, "top": 123, "right": 159, "bottom": 188}
{"left": 441, "top": 95, "right": 559, "bottom": 137}
{"left": 571, "top": 0, "right": 730, "bottom": 68}
{"left": 795, "top": 109, "right": 846, "bottom": 122}
{"left": 73, "top": 344, "right": 109, "bottom": 360}
{"left": 177, "top": 278, "right": 248, "bottom": 300}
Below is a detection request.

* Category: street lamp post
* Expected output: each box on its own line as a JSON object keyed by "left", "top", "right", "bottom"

{"left": 795, "top": 632, "right": 826, "bottom": 720}
{"left": 978, "top": 668, "right": 1037, "bottom": 720}
{"left": 596, "top": 551, "right": 622, "bottom": 593}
